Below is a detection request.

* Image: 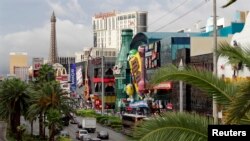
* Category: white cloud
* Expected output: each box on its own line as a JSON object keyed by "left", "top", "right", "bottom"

{"left": 0, "top": 19, "right": 92, "bottom": 75}
{"left": 47, "top": 0, "right": 88, "bottom": 24}
{"left": 47, "top": 0, "right": 67, "bottom": 17}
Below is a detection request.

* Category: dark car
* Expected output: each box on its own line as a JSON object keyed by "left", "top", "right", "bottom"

{"left": 70, "top": 117, "right": 78, "bottom": 124}
{"left": 77, "top": 121, "right": 82, "bottom": 128}
{"left": 97, "top": 130, "right": 109, "bottom": 139}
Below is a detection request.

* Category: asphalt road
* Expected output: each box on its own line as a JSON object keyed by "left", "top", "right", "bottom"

{"left": 21, "top": 116, "right": 129, "bottom": 141}
{"left": 65, "top": 116, "right": 128, "bottom": 141}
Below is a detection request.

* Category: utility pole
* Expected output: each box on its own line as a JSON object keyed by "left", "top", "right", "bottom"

{"left": 101, "top": 39, "right": 104, "bottom": 115}
{"left": 179, "top": 59, "right": 184, "bottom": 112}
{"left": 212, "top": 0, "right": 218, "bottom": 124}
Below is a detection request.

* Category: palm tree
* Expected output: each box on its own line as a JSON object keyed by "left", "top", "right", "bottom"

{"left": 216, "top": 42, "right": 250, "bottom": 123}
{"left": 31, "top": 63, "right": 55, "bottom": 138}
{"left": 133, "top": 42, "right": 250, "bottom": 140}
{"left": 0, "top": 78, "right": 30, "bottom": 140}
{"left": 46, "top": 109, "right": 61, "bottom": 141}
{"left": 37, "top": 64, "right": 55, "bottom": 82}
{"left": 133, "top": 112, "right": 212, "bottom": 141}
{"left": 28, "top": 81, "right": 73, "bottom": 140}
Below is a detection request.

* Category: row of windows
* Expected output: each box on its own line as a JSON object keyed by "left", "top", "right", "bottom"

{"left": 57, "top": 57, "right": 75, "bottom": 64}
{"left": 95, "top": 51, "right": 116, "bottom": 57}
{"left": 118, "top": 14, "right": 136, "bottom": 20}
{"left": 93, "top": 13, "right": 139, "bottom": 30}
{"left": 93, "top": 17, "right": 116, "bottom": 30}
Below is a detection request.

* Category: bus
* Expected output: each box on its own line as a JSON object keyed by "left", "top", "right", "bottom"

{"left": 121, "top": 114, "right": 148, "bottom": 136}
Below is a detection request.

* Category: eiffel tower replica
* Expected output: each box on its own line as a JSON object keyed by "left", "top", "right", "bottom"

{"left": 49, "top": 11, "right": 58, "bottom": 64}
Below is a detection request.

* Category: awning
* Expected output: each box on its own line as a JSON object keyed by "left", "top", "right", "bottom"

{"left": 93, "top": 77, "right": 115, "bottom": 83}
{"left": 129, "top": 101, "right": 148, "bottom": 108}
{"left": 153, "top": 82, "right": 172, "bottom": 90}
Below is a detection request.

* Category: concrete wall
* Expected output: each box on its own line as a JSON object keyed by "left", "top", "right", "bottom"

{"left": 190, "top": 36, "right": 231, "bottom": 57}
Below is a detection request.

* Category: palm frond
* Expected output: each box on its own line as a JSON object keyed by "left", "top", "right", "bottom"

{"left": 217, "top": 42, "right": 250, "bottom": 70}
{"left": 133, "top": 112, "right": 211, "bottom": 141}
{"left": 221, "top": 0, "right": 237, "bottom": 8}
{"left": 150, "top": 65, "right": 236, "bottom": 105}
{"left": 225, "top": 80, "right": 250, "bottom": 124}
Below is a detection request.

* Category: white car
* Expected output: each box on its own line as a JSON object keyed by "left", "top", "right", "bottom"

{"left": 76, "top": 129, "right": 89, "bottom": 140}
{"left": 81, "top": 134, "right": 91, "bottom": 141}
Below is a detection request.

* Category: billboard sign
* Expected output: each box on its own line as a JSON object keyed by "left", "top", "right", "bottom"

{"left": 128, "top": 51, "right": 142, "bottom": 95}
{"left": 70, "top": 64, "right": 77, "bottom": 92}
{"left": 32, "top": 58, "right": 44, "bottom": 70}
{"left": 76, "top": 66, "right": 83, "bottom": 87}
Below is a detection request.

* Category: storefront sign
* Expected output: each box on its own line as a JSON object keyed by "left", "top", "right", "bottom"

{"left": 154, "top": 82, "right": 172, "bottom": 90}
{"left": 129, "top": 100, "right": 148, "bottom": 108}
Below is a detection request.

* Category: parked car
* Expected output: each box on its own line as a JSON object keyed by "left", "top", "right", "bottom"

{"left": 90, "top": 138, "right": 101, "bottom": 141}
{"left": 97, "top": 130, "right": 109, "bottom": 139}
{"left": 70, "top": 117, "right": 78, "bottom": 124}
{"left": 81, "top": 134, "right": 91, "bottom": 141}
{"left": 76, "top": 129, "right": 89, "bottom": 140}
{"left": 77, "top": 121, "right": 82, "bottom": 128}
{"left": 59, "top": 130, "right": 70, "bottom": 138}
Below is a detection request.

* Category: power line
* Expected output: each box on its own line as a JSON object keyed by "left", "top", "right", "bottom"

{"left": 149, "top": 0, "right": 190, "bottom": 27}
{"left": 153, "top": 0, "right": 209, "bottom": 32}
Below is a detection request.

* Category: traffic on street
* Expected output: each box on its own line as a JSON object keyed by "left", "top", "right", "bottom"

{"left": 22, "top": 115, "right": 128, "bottom": 141}
{"left": 64, "top": 116, "right": 128, "bottom": 141}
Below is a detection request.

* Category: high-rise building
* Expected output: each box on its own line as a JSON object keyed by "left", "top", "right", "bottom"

{"left": 58, "top": 56, "right": 76, "bottom": 73}
{"left": 14, "top": 66, "right": 29, "bottom": 81}
{"left": 92, "top": 10, "right": 147, "bottom": 51}
{"left": 9, "top": 52, "right": 28, "bottom": 75}
{"left": 49, "top": 11, "right": 58, "bottom": 64}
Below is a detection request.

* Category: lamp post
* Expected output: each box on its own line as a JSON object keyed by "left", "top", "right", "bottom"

{"left": 178, "top": 59, "right": 184, "bottom": 112}
{"left": 101, "top": 40, "right": 104, "bottom": 115}
{"left": 212, "top": 0, "right": 218, "bottom": 124}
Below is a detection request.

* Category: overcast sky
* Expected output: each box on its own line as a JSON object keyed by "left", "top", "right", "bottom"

{"left": 0, "top": 0, "right": 249, "bottom": 75}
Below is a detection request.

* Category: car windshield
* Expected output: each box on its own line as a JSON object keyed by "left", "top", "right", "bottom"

{"left": 60, "top": 131, "right": 68, "bottom": 134}
{"left": 80, "top": 130, "right": 88, "bottom": 134}
{"left": 100, "top": 131, "right": 108, "bottom": 134}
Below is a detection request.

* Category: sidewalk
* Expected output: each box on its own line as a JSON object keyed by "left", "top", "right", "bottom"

{"left": 0, "top": 121, "right": 7, "bottom": 141}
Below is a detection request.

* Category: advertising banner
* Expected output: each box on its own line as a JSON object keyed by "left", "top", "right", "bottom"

{"left": 76, "top": 66, "right": 83, "bottom": 87}
{"left": 70, "top": 64, "right": 77, "bottom": 92}
{"left": 128, "top": 51, "right": 142, "bottom": 95}
{"left": 32, "top": 58, "right": 44, "bottom": 70}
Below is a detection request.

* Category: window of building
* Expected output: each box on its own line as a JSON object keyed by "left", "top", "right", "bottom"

{"left": 108, "top": 18, "right": 111, "bottom": 30}
{"left": 132, "top": 14, "right": 135, "bottom": 18}
{"left": 128, "top": 14, "right": 131, "bottom": 19}
{"left": 96, "top": 51, "right": 99, "bottom": 57}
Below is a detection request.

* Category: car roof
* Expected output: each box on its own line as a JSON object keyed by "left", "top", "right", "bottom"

{"left": 91, "top": 138, "right": 101, "bottom": 140}
{"left": 60, "top": 130, "right": 69, "bottom": 133}
{"left": 78, "top": 129, "right": 88, "bottom": 132}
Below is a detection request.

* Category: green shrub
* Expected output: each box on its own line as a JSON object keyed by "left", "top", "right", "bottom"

{"left": 110, "top": 120, "right": 122, "bottom": 125}
{"left": 56, "top": 136, "right": 72, "bottom": 141}
{"left": 99, "top": 117, "right": 109, "bottom": 124}
{"left": 76, "top": 109, "right": 97, "bottom": 117}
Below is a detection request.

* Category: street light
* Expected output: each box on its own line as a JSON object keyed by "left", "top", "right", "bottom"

{"left": 212, "top": 0, "right": 218, "bottom": 124}
{"left": 178, "top": 59, "right": 184, "bottom": 112}
{"left": 101, "top": 40, "right": 104, "bottom": 115}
